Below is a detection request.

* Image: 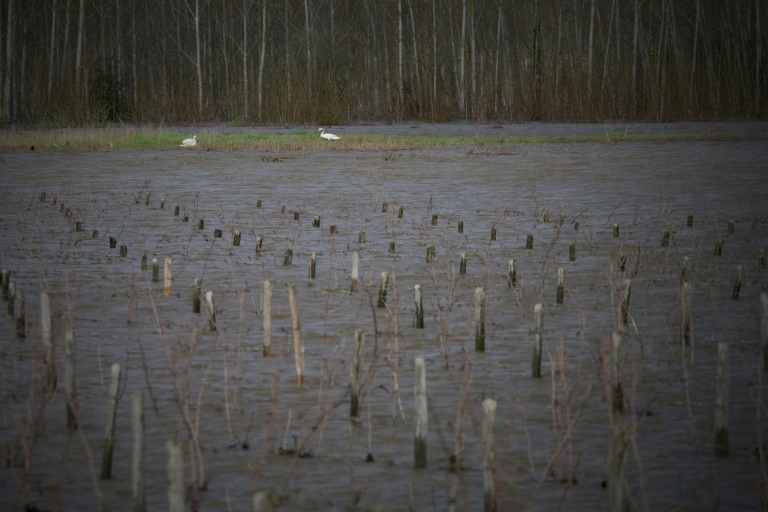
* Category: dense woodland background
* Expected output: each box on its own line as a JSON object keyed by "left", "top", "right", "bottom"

{"left": 0, "top": 0, "right": 765, "bottom": 126}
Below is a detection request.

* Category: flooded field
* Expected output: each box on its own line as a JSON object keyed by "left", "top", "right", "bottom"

{"left": 1, "top": 124, "right": 767, "bottom": 511}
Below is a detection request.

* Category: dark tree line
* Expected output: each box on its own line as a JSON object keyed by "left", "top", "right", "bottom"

{"left": 0, "top": 0, "right": 765, "bottom": 126}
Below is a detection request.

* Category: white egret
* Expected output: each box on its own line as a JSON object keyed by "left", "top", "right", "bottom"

{"left": 181, "top": 135, "right": 198, "bottom": 147}
{"left": 318, "top": 128, "right": 340, "bottom": 141}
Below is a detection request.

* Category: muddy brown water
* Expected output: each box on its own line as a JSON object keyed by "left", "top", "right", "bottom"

{"left": 1, "top": 123, "right": 767, "bottom": 511}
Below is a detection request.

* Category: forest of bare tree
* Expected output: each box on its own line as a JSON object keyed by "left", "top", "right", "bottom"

{"left": 0, "top": 0, "right": 764, "bottom": 126}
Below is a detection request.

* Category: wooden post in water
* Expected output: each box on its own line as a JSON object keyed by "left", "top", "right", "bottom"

{"left": 414, "top": 357, "right": 428, "bottom": 468}
{"left": 398, "top": 206, "right": 404, "bottom": 219}
{"left": 490, "top": 227, "right": 497, "bottom": 241}
{"left": 120, "top": 245, "right": 128, "bottom": 257}
{"left": 482, "top": 398, "right": 497, "bottom": 512}
{"left": 15, "top": 291, "right": 25, "bottom": 338}
{"left": 431, "top": 214, "right": 438, "bottom": 226}
{"left": 294, "top": 211, "right": 300, "bottom": 221}
{"left": 7, "top": 282, "right": 15, "bottom": 315}
{"left": 569, "top": 242, "right": 576, "bottom": 261}
{"left": 288, "top": 284, "right": 305, "bottom": 384}
{"left": 382, "top": 202, "right": 388, "bottom": 212}
{"left": 160, "top": 198, "right": 165, "bottom": 209}
{"left": 330, "top": 225, "right": 338, "bottom": 234}
{"left": 731, "top": 265, "right": 742, "bottom": 300}
{"left": 109, "top": 236, "right": 117, "bottom": 248}
{"left": 256, "top": 199, "right": 262, "bottom": 208}
{"left": 715, "top": 342, "right": 729, "bottom": 457}
{"left": 163, "top": 257, "right": 172, "bottom": 297}
{"left": 728, "top": 220, "right": 735, "bottom": 234}
{"left": 193, "top": 278, "right": 202, "bottom": 313}
{"left": 556, "top": 268, "right": 564, "bottom": 304}
{"left": 145, "top": 191, "right": 151, "bottom": 205}
{"left": 460, "top": 252, "right": 467, "bottom": 274}
{"left": 256, "top": 235, "right": 263, "bottom": 256}
{"left": 233, "top": 230, "right": 241, "bottom": 246}
{"left": 263, "top": 280, "right": 272, "bottom": 357}
{"left": 283, "top": 249, "right": 293, "bottom": 266}
{"left": 661, "top": 231, "right": 670, "bottom": 247}
{"left": 681, "top": 256, "right": 692, "bottom": 284}
{"left": 526, "top": 234, "right": 533, "bottom": 249}
{"left": 1, "top": 269, "right": 8, "bottom": 299}
{"left": 206, "top": 291, "right": 216, "bottom": 331}
{"left": 475, "top": 287, "right": 485, "bottom": 352}
{"left": 761, "top": 293, "right": 768, "bottom": 371}
{"left": 166, "top": 441, "right": 184, "bottom": 512}
{"left": 687, "top": 215, "right": 694, "bottom": 227}
{"left": 309, "top": 253, "right": 317, "bottom": 279}
{"left": 198, "top": 219, "right": 204, "bottom": 230}
{"left": 531, "top": 304, "right": 543, "bottom": 377}
{"left": 377, "top": 272, "right": 389, "bottom": 307}
{"left": 714, "top": 238, "right": 723, "bottom": 256}
{"left": 507, "top": 259, "right": 517, "bottom": 287}
{"left": 606, "top": 416, "right": 629, "bottom": 512}
{"left": 681, "top": 282, "right": 693, "bottom": 346}
{"left": 313, "top": 215, "right": 320, "bottom": 227}
{"left": 350, "top": 329, "right": 365, "bottom": 419}
{"left": 174, "top": 205, "right": 180, "bottom": 217}
{"left": 759, "top": 249, "right": 766, "bottom": 269}
{"left": 214, "top": 229, "right": 223, "bottom": 238}
{"left": 543, "top": 212, "right": 550, "bottom": 223}
{"left": 100, "top": 363, "right": 121, "bottom": 480}
{"left": 414, "top": 284, "right": 424, "bottom": 328}
{"left": 458, "top": 220, "right": 463, "bottom": 233}
{"left": 350, "top": 251, "right": 359, "bottom": 292}
{"left": 359, "top": 231, "right": 366, "bottom": 244}
{"left": 612, "top": 332, "right": 624, "bottom": 414}
{"left": 152, "top": 258, "right": 159, "bottom": 283}
{"left": 37, "top": 291, "right": 55, "bottom": 394}
{"left": 252, "top": 492, "right": 273, "bottom": 512}
{"left": 132, "top": 390, "right": 146, "bottom": 512}
{"left": 65, "top": 330, "right": 77, "bottom": 429}
{"left": 141, "top": 253, "right": 147, "bottom": 271}
{"left": 613, "top": 224, "right": 619, "bottom": 237}
{"left": 426, "top": 244, "right": 436, "bottom": 262}
{"left": 619, "top": 279, "right": 631, "bottom": 332}
{"left": 389, "top": 241, "right": 396, "bottom": 254}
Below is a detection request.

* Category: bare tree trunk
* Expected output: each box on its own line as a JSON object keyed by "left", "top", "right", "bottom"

{"left": 75, "top": 0, "right": 85, "bottom": 89}
{"left": 161, "top": 0, "right": 168, "bottom": 111}
{"left": 398, "top": 0, "right": 403, "bottom": 119}
{"left": 194, "top": 0, "right": 203, "bottom": 117}
{"left": 63, "top": 0, "right": 71, "bottom": 78}
{"left": 48, "top": 0, "right": 57, "bottom": 97}
{"left": 587, "top": 0, "right": 595, "bottom": 99}
{"left": 756, "top": 0, "right": 762, "bottom": 114}
{"left": 601, "top": 0, "right": 615, "bottom": 94}
{"left": 631, "top": 0, "right": 639, "bottom": 104}
{"left": 470, "top": 0, "right": 476, "bottom": 119}
{"left": 130, "top": 0, "right": 136, "bottom": 105}
{"left": 688, "top": 0, "right": 701, "bottom": 113}
{"left": 242, "top": 0, "right": 250, "bottom": 119}
{"left": 303, "top": 0, "right": 312, "bottom": 103}
{"left": 533, "top": 0, "right": 541, "bottom": 113}
{"left": 258, "top": 0, "right": 266, "bottom": 119}
{"left": 431, "top": 0, "right": 436, "bottom": 120}
{"left": 494, "top": 0, "right": 502, "bottom": 117}
{"left": 3, "top": 0, "right": 13, "bottom": 123}
{"left": 284, "top": 0, "right": 290, "bottom": 105}
{"left": 363, "top": 0, "right": 380, "bottom": 116}
{"left": 406, "top": 0, "right": 421, "bottom": 117}
{"left": 459, "top": 0, "right": 466, "bottom": 118}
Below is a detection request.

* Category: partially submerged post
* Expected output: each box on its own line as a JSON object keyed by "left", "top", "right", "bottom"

{"left": 377, "top": 271, "right": 388, "bottom": 308}
{"left": 65, "top": 330, "right": 77, "bottom": 429}
{"left": 309, "top": 253, "right": 317, "bottom": 279}
{"left": 350, "top": 251, "right": 359, "bottom": 292}
{"left": 460, "top": 252, "right": 467, "bottom": 274}
{"left": 205, "top": 291, "right": 216, "bottom": 331}
{"left": 426, "top": 244, "right": 436, "bottom": 262}
{"left": 193, "top": 278, "right": 202, "bottom": 313}
{"left": 681, "top": 282, "right": 692, "bottom": 346}
{"left": 531, "top": 304, "right": 543, "bottom": 377}
{"left": 507, "top": 259, "right": 517, "bottom": 287}
{"left": 482, "top": 398, "right": 497, "bottom": 512}
{"left": 166, "top": 441, "right": 184, "bottom": 512}
{"left": 152, "top": 258, "right": 159, "bottom": 283}
{"left": 569, "top": 242, "right": 576, "bottom": 261}
{"left": 350, "top": 329, "right": 365, "bottom": 419}
{"left": 556, "top": 268, "right": 564, "bottom": 304}
{"left": 262, "top": 280, "right": 272, "bottom": 357}
{"left": 474, "top": 287, "right": 485, "bottom": 352}
{"left": 283, "top": 249, "right": 293, "bottom": 266}
{"left": 526, "top": 234, "right": 534, "bottom": 249}
{"left": 132, "top": 390, "right": 146, "bottom": 512}
{"left": 612, "top": 332, "right": 624, "bottom": 414}
{"left": 163, "top": 257, "right": 172, "bottom": 297}
{"left": 715, "top": 343, "right": 729, "bottom": 457}
{"left": 731, "top": 265, "right": 742, "bottom": 300}
{"left": 414, "top": 284, "right": 424, "bottom": 328}
{"left": 288, "top": 284, "right": 305, "bottom": 384}
{"left": 414, "top": 357, "right": 427, "bottom": 468}
{"left": 100, "top": 363, "right": 121, "bottom": 480}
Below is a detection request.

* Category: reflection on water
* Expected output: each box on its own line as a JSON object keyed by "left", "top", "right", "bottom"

{"left": 0, "top": 129, "right": 767, "bottom": 511}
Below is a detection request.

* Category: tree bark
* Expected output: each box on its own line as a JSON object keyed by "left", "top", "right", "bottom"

{"left": 48, "top": 0, "right": 57, "bottom": 97}
{"left": 258, "top": 0, "right": 266, "bottom": 119}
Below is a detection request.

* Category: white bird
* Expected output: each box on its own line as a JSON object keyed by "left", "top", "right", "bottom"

{"left": 181, "top": 135, "right": 198, "bottom": 147}
{"left": 318, "top": 128, "right": 340, "bottom": 141}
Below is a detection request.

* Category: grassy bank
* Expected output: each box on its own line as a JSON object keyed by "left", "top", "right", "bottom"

{"left": 0, "top": 127, "right": 762, "bottom": 153}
